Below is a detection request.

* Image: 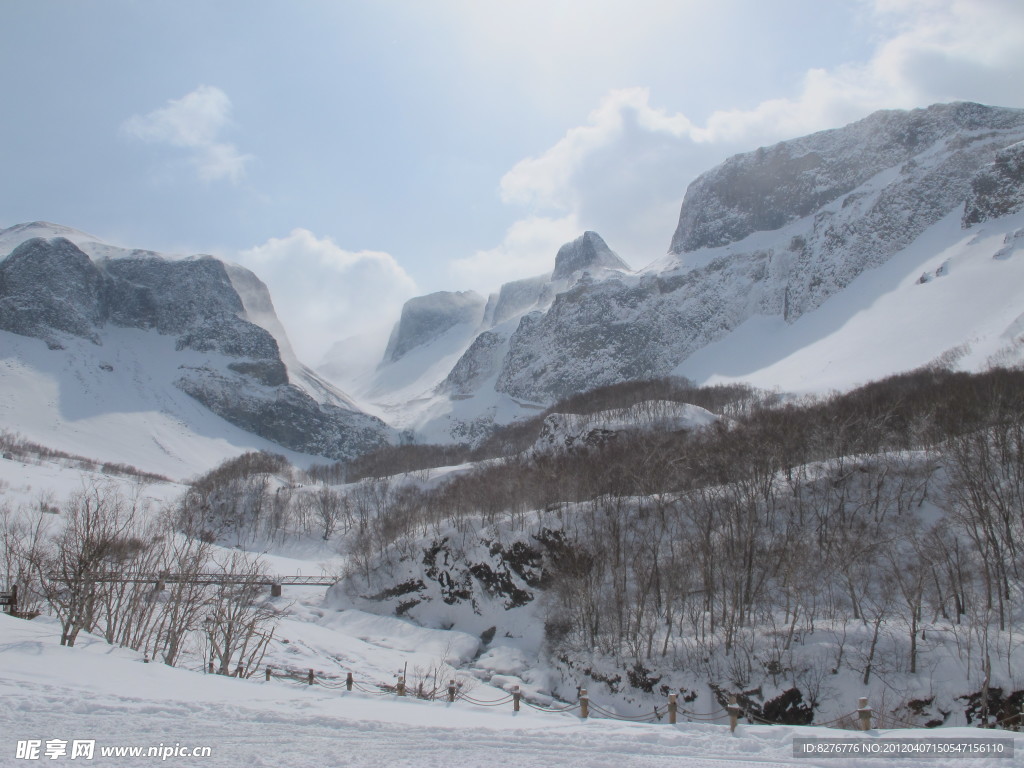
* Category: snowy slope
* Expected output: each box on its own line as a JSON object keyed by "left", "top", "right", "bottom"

{"left": 679, "top": 209, "right": 1024, "bottom": 392}
{"left": 0, "top": 329, "right": 329, "bottom": 480}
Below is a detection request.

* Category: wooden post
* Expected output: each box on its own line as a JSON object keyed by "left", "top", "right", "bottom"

{"left": 857, "top": 697, "right": 872, "bottom": 731}
{"left": 513, "top": 685, "right": 521, "bottom": 713}
{"left": 208, "top": 661, "right": 214, "bottom": 674}
{"left": 668, "top": 693, "right": 677, "bottom": 725}
{"left": 579, "top": 688, "right": 589, "bottom": 719}
{"left": 397, "top": 675, "right": 406, "bottom": 696}
{"left": 265, "top": 667, "right": 272, "bottom": 682}
{"left": 346, "top": 671, "right": 353, "bottom": 692}
{"left": 448, "top": 680, "right": 457, "bottom": 703}
{"left": 308, "top": 668, "right": 314, "bottom": 686}
{"left": 728, "top": 695, "right": 741, "bottom": 733}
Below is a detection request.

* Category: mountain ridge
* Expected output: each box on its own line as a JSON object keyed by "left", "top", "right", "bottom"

{"left": 0, "top": 229, "right": 393, "bottom": 469}
{"left": 342, "top": 101, "right": 1024, "bottom": 443}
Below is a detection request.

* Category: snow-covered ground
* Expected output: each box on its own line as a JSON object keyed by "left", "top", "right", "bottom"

{"left": 3, "top": 610, "right": 1016, "bottom": 768}
{"left": 0, "top": 328, "right": 325, "bottom": 482}
{"left": 1, "top": 449, "right": 1020, "bottom": 766}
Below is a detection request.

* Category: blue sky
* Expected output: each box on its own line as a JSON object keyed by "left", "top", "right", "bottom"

{"left": 2, "top": 0, "right": 1023, "bottom": 366}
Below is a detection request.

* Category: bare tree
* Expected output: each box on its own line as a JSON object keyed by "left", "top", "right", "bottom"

{"left": 203, "top": 550, "right": 278, "bottom": 677}
{"left": 39, "top": 484, "right": 142, "bottom": 647}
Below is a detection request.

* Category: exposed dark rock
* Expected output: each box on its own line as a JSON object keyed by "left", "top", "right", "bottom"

{"left": 670, "top": 102, "right": 1024, "bottom": 253}
{"left": 551, "top": 231, "right": 630, "bottom": 281}
{"left": 0, "top": 238, "right": 105, "bottom": 345}
{"left": 963, "top": 141, "right": 1024, "bottom": 225}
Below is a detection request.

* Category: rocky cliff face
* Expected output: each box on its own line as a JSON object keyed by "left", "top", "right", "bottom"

{"left": 0, "top": 232, "right": 392, "bottom": 460}
{"left": 0, "top": 237, "right": 107, "bottom": 345}
{"left": 382, "top": 290, "right": 486, "bottom": 365}
{"left": 669, "top": 102, "right": 1024, "bottom": 253}
{"left": 963, "top": 140, "right": 1024, "bottom": 225}
{"left": 439, "top": 232, "right": 632, "bottom": 400}
{"left": 551, "top": 231, "right": 631, "bottom": 280}
{"left": 492, "top": 102, "right": 1024, "bottom": 403}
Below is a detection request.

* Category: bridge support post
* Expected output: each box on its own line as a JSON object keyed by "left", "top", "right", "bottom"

{"left": 271, "top": 583, "right": 282, "bottom": 597}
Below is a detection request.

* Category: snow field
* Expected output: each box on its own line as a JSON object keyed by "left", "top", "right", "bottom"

{"left": 2, "top": 613, "right": 1012, "bottom": 768}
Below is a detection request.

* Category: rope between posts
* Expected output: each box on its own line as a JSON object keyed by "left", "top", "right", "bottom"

{"left": 589, "top": 702, "right": 661, "bottom": 722}
{"left": 523, "top": 700, "right": 581, "bottom": 714}
{"left": 679, "top": 708, "right": 725, "bottom": 722}
{"left": 352, "top": 680, "right": 388, "bottom": 694}
{"left": 814, "top": 711, "right": 858, "bottom": 728}
{"left": 879, "top": 714, "right": 924, "bottom": 730}
{"left": 457, "top": 693, "right": 514, "bottom": 707}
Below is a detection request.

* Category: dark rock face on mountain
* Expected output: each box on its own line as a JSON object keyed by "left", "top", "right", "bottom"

{"left": 441, "top": 329, "right": 508, "bottom": 397}
{"left": 964, "top": 141, "right": 1024, "bottom": 225}
{"left": 670, "top": 102, "right": 1024, "bottom": 253}
{"left": 382, "top": 290, "right": 486, "bottom": 364}
{"left": 551, "top": 231, "right": 630, "bottom": 280}
{"left": 0, "top": 237, "right": 281, "bottom": 359}
{"left": 0, "top": 238, "right": 106, "bottom": 346}
{"left": 0, "top": 235, "right": 391, "bottom": 460}
{"left": 175, "top": 368, "right": 390, "bottom": 458}
{"left": 483, "top": 274, "right": 551, "bottom": 328}
{"left": 495, "top": 277, "right": 663, "bottom": 402}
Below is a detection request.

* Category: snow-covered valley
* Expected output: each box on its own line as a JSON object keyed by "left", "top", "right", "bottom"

{"left": 4, "top": 101, "right": 1024, "bottom": 766}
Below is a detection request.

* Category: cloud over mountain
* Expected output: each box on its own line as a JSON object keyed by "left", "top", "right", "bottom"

{"left": 121, "top": 85, "right": 251, "bottom": 183}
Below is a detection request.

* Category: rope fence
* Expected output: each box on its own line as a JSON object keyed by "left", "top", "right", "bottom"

{"left": 233, "top": 665, "right": 1024, "bottom": 734}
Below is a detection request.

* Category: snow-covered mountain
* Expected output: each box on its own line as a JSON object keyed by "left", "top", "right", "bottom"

{"left": 0, "top": 224, "right": 393, "bottom": 477}
{"left": 336, "top": 102, "right": 1024, "bottom": 443}
{"left": 5, "top": 102, "right": 1024, "bottom": 457}
{"left": 331, "top": 230, "right": 633, "bottom": 443}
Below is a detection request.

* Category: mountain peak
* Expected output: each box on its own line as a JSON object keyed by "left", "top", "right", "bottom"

{"left": 552, "top": 231, "right": 630, "bottom": 281}
{"left": 0, "top": 221, "right": 103, "bottom": 257}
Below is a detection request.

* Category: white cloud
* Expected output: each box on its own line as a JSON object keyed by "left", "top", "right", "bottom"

{"left": 496, "top": 88, "right": 720, "bottom": 265}
{"left": 236, "top": 229, "right": 418, "bottom": 372}
{"left": 448, "top": 214, "right": 582, "bottom": 291}
{"left": 121, "top": 85, "right": 251, "bottom": 183}
{"left": 693, "top": 0, "right": 1024, "bottom": 143}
